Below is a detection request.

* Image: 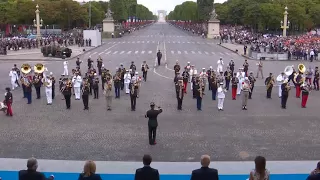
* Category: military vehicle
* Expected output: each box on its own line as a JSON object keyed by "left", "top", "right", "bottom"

{"left": 41, "top": 44, "right": 72, "bottom": 58}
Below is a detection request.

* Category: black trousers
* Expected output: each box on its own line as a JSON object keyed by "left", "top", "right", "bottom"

{"left": 82, "top": 94, "right": 89, "bottom": 109}
{"left": 249, "top": 86, "right": 254, "bottom": 99}
{"left": 148, "top": 126, "right": 157, "bottom": 144}
{"left": 267, "top": 87, "right": 273, "bottom": 98}
{"left": 101, "top": 79, "right": 105, "bottom": 90}
{"left": 52, "top": 87, "right": 55, "bottom": 99}
{"left": 130, "top": 95, "right": 137, "bottom": 110}
{"left": 281, "top": 95, "right": 288, "bottom": 108}
{"left": 157, "top": 58, "right": 161, "bottom": 65}
{"left": 35, "top": 87, "right": 41, "bottom": 98}
{"left": 143, "top": 72, "right": 148, "bottom": 81}
{"left": 93, "top": 88, "right": 99, "bottom": 99}
{"left": 177, "top": 97, "right": 183, "bottom": 109}
{"left": 22, "top": 85, "right": 26, "bottom": 98}
{"left": 121, "top": 80, "right": 124, "bottom": 90}
{"left": 313, "top": 79, "right": 319, "bottom": 90}
{"left": 64, "top": 94, "right": 71, "bottom": 109}
{"left": 89, "top": 84, "right": 93, "bottom": 95}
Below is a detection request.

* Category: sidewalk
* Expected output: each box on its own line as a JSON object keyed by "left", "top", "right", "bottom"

{"left": 218, "top": 43, "right": 252, "bottom": 59}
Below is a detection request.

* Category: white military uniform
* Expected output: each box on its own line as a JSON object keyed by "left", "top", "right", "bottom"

{"left": 189, "top": 67, "right": 195, "bottom": 83}
{"left": 72, "top": 75, "right": 82, "bottom": 99}
{"left": 190, "top": 69, "right": 198, "bottom": 90}
{"left": 217, "top": 83, "right": 226, "bottom": 110}
{"left": 217, "top": 58, "right": 224, "bottom": 72}
{"left": 9, "top": 70, "right": 18, "bottom": 90}
{"left": 277, "top": 74, "right": 286, "bottom": 97}
{"left": 44, "top": 77, "right": 53, "bottom": 104}
{"left": 124, "top": 72, "right": 131, "bottom": 94}
{"left": 236, "top": 70, "right": 245, "bottom": 95}
{"left": 63, "top": 61, "right": 68, "bottom": 76}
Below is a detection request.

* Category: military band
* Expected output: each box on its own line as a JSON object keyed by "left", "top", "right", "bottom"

{"left": 242, "top": 77, "right": 251, "bottom": 110}
{"left": 265, "top": 73, "right": 275, "bottom": 99}
{"left": 175, "top": 79, "right": 184, "bottom": 110}
{"left": 281, "top": 79, "right": 290, "bottom": 109}
{"left": 82, "top": 78, "right": 90, "bottom": 110}
{"left": 301, "top": 83, "right": 310, "bottom": 108}
{"left": 129, "top": 81, "right": 138, "bottom": 111}
{"left": 141, "top": 61, "right": 149, "bottom": 81}
{"left": 231, "top": 73, "right": 238, "bottom": 100}
{"left": 248, "top": 72, "right": 256, "bottom": 99}
{"left": 104, "top": 76, "right": 113, "bottom": 111}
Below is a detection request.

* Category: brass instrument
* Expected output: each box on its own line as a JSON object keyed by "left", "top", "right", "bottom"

{"left": 266, "top": 77, "right": 275, "bottom": 90}
{"left": 298, "top": 64, "right": 306, "bottom": 74}
{"left": 21, "top": 64, "right": 32, "bottom": 74}
{"left": 198, "top": 86, "right": 204, "bottom": 98}
{"left": 131, "top": 82, "right": 137, "bottom": 94}
{"left": 22, "top": 76, "right": 31, "bottom": 87}
{"left": 82, "top": 79, "right": 89, "bottom": 93}
{"left": 42, "top": 77, "right": 49, "bottom": 87}
{"left": 60, "top": 79, "right": 72, "bottom": 92}
{"left": 285, "top": 82, "right": 291, "bottom": 91}
{"left": 107, "top": 79, "right": 112, "bottom": 90}
{"left": 33, "top": 75, "right": 40, "bottom": 84}
{"left": 34, "top": 63, "right": 45, "bottom": 74}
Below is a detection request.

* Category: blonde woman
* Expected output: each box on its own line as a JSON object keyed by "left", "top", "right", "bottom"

{"left": 78, "top": 161, "right": 102, "bottom": 180}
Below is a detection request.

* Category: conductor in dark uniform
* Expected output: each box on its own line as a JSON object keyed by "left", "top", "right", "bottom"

{"left": 145, "top": 102, "right": 162, "bottom": 145}
{"left": 156, "top": 50, "right": 162, "bottom": 66}
{"left": 134, "top": 154, "right": 160, "bottom": 180}
{"left": 129, "top": 81, "right": 138, "bottom": 111}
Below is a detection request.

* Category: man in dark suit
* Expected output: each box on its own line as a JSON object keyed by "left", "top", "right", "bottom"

{"left": 19, "top": 158, "right": 53, "bottom": 180}
{"left": 190, "top": 155, "right": 219, "bottom": 180}
{"left": 134, "top": 154, "right": 159, "bottom": 180}
{"left": 145, "top": 102, "right": 162, "bottom": 145}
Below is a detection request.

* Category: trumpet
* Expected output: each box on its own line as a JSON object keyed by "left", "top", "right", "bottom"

{"left": 60, "top": 79, "right": 72, "bottom": 92}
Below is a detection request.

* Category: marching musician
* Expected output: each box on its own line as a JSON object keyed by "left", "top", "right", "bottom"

{"left": 301, "top": 83, "right": 310, "bottom": 108}
{"left": 129, "top": 80, "right": 138, "bottom": 111}
{"left": 306, "top": 66, "right": 313, "bottom": 85}
{"left": 62, "top": 78, "right": 72, "bottom": 109}
{"left": 185, "top": 62, "right": 191, "bottom": 72}
{"left": 236, "top": 68, "right": 245, "bottom": 95}
{"left": 243, "top": 59, "right": 249, "bottom": 77}
{"left": 9, "top": 67, "right": 19, "bottom": 90}
{"left": 210, "top": 74, "right": 218, "bottom": 101}
{"left": 97, "top": 56, "right": 103, "bottom": 75}
{"left": 175, "top": 79, "right": 184, "bottom": 110}
{"left": 156, "top": 50, "right": 162, "bottom": 66}
{"left": 229, "top": 60, "right": 235, "bottom": 75}
{"left": 200, "top": 68, "right": 207, "bottom": 90}
{"left": 314, "top": 67, "right": 319, "bottom": 91}
{"left": 135, "top": 72, "right": 141, "bottom": 98}
{"left": 189, "top": 65, "right": 196, "bottom": 83}
{"left": 217, "top": 71, "right": 224, "bottom": 84}
{"left": 76, "top": 67, "right": 82, "bottom": 76}
{"left": 4, "top": 87, "right": 13, "bottom": 116}
{"left": 120, "top": 65, "right": 126, "bottom": 90}
{"left": 59, "top": 75, "right": 65, "bottom": 100}
{"left": 130, "top": 61, "right": 136, "bottom": 77}
{"left": 113, "top": 70, "right": 121, "bottom": 98}
{"left": 87, "top": 56, "right": 93, "bottom": 69}
{"left": 281, "top": 79, "right": 290, "bottom": 109}
{"left": 265, "top": 73, "right": 274, "bottom": 99}
{"left": 63, "top": 61, "right": 68, "bottom": 76}
{"left": 72, "top": 72, "right": 82, "bottom": 100}
{"left": 231, "top": 73, "right": 238, "bottom": 100}
{"left": 192, "top": 73, "right": 197, "bottom": 98}
{"left": 207, "top": 67, "right": 213, "bottom": 90}
{"left": 93, "top": 76, "right": 99, "bottom": 99}
{"left": 141, "top": 61, "right": 149, "bottom": 81}
{"left": 43, "top": 75, "right": 53, "bottom": 105}
{"left": 295, "top": 72, "right": 303, "bottom": 98}
{"left": 101, "top": 66, "right": 107, "bottom": 90}
{"left": 217, "top": 82, "right": 226, "bottom": 111}
{"left": 173, "top": 60, "right": 180, "bottom": 76}
{"left": 217, "top": 57, "right": 224, "bottom": 73}
{"left": 104, "top": 76, "right": 113, "bottom": 110}
{"left": 224, "top": 67, "right": 232, "bottom": 90}
{"left": 33, "top": 73, "right": 42, "bottom": 99}
{"left": 20, "top": 75, "right": 26, "bottom": 98}
{"left": 182, "top": 68, "right": 189, "bottom": 93}
{"left": 13, "top": 64, "right": 21, "bottom": 87}
{"left": 256, "top": 59, "right": 263, "bottom": 78}
{"left": 76, "top": 57, "right": 82, "bottom": 68}
{"left": 81, "top": 78, "right": 90, "bottom": 110}
{"left": 195, "top": 78, "right": 203, "bottom": 111}
{"left": 242, "top": 77, "right": 251, "bottom": 110}
{"left": 124, "top": 70, "right": 131, "bottom": 94}
{"left": 50, "top": 72, "right": 55, "bottom": 100}
{"left": 277, "top": 72, "right": 286, "bottom": 98}
{"left": 248, "top": 72, "right": 256, "bottom": 99}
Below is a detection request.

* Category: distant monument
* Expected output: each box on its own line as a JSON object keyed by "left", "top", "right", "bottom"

{"left": 103, "top": 7, "right": 114, "bottom": 33}
{"left": 207, "top": 2, "right": 220, "bottom": 39}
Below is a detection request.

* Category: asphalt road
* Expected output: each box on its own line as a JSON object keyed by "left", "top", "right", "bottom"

{"left": 0, "top": 22, "right": 320, "bottom": 162}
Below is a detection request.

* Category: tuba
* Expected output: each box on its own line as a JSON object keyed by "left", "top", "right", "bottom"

{"left": 34, "top": 63, "right": 45, "bottom": 74}
{"left": 284, "top": 65, "right": 294, "bottom": 76}
{"left": 298, "top": 64, "right": 306, "bottom": 74}
{"left": 21, "top": 64, "right": 32, "bottom": 74}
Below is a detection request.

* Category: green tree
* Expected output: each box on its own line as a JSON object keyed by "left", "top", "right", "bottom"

{"left": 110, "top": 0, "right": 126, "bottom": 21}
{"left": 197, "top": 0, "right": 213, "bottom": 21}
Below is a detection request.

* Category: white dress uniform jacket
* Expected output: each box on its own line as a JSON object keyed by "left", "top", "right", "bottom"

{"left": 189, "top": 68, "right": 194, "bottom": 82}
{"left": 217, "top": 86, "right": 226, "bottom": 110}
{"left": 63, "top": 61, "right": 68, "bottom": 76}
{"left": 236, "top": 71, "right": 245, "bottom": 95}
{"left": 124, "top": 73, "right": 131, "bottom": 94}
{"left": 217, "top": 60, "right": 224, "bottom": 72}
{"left": 72, "top": 75, "right": 82, "bottom": 99}
{"left": 278, "top": 75, "right": 286, "bottom": 97}
{"left": 9, "top": 70, "right": 18, "bottom": 90}
{"left": 44, "top": 79, "right": 53, "bottom": 104}
{"left": 190, "top": 69, "right": 198, "bottom": 90}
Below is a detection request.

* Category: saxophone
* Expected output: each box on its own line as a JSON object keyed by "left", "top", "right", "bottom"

{"left": 286, "top": 83, "right": 291, "bottom": 91}
{"left": 107, "top": 80, "right": 112, "bottom": 90}
{"left": 266, "top": 77, "right": 274, "bottom": 90}
{"left": 198, "top": 86, "right": 203, "bottom": 98}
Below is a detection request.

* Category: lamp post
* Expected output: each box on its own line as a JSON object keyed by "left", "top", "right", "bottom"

{"left": 280, "top": 6, "right": 290, "bottom": 37}
{"left": 33, "top": 4, "right": 43, "bottom": 46}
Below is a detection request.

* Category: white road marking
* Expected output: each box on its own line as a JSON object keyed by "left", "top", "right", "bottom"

{"left": 127, "top": 41, "right": 131, "bottom": 43}
{"left": 141, "top": 41, "right": 145, "bottom": 43}
{"left": 122, "top": 41, "right": 125, "bottom": 43}
{"left": 204, "top": 51, "right": 209, "bottom": 55}
{"left": 219, "top": 52, "right": 224, "bottom": 55}
{"left": 211, "top": 52, "right": 216, "bottom": 55}
{"left": 187, "top": 42, "right": 190, "bottom": 43}
{"left": 173, "top": 41, "right": 176, "bottom": 43}
{"left": 198, "top": 51, "right": 202, "bottom": 54}
{"left": 177, "top": 41, "right": 181, "bottom": 43}
{"left": 106, "top": 51, "right": 111, "bottom": 54}
{"left": 177, "top": 51, "right": 181, "bottom": 54}
{"left": 153, "top": 68, "right": 173, "bottom": 80}
{"left": 132, "top": 41, "right": 135, "bottom": 43}
{"left": 171, "top": 51, "right": 174, "bottom": 54}
{"left": 191, "top": 51, "right": 195, "bottom": 54}
{"left": 167, "top": 41, "right": 170, "bottom": 43}
{"left": 113, "top": 51, "right": 118, "bottom": 54}
{"left": 135, "top": 51, "right": 139, "bottom": 54}
{"left": 152, "top": 41, "right": 155, "bottom": 43}
{"left": 137, "top": 41, "right": 140, "bottom": 43}
{"left": 127, "top": 51, "right": 132, "bottom": 54}
{"left": 141, "top": 51, "right": 145, "bottom": 54}
{"left": 119, "top": 51, "right": 125, "bottom": 54}
{"left": 91, "top": 52, "right": 97, "bottom": 55}
{"left": 184, "top": 51, "right": 188, "bottom": 54}
{"left": 225, "top": 52, "right": 231, "bottom": 55}
{"left": 148, "top": 51, "right": 152, "bottom": 54}
{"left": 147, "top": 41, "right": 150, "bottom": 43}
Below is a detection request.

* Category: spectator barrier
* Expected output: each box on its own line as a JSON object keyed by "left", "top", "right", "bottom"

{"left": 0, "top": 158, "right": 314, "bottom": 180}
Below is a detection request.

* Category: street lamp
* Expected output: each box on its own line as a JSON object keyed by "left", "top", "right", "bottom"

{"left": 33, "top": 4, "right": 43, "bottom": 46}
{"left": 280, "top": 6, "right": 290, "bottom": 37}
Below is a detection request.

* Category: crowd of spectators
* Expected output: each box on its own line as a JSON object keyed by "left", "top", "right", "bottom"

{"left": 7, "top": 155, "right": 320, "bottom": 180}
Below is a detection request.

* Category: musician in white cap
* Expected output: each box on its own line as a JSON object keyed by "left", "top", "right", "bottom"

{"left": 200, "top": 68, "right": 207, "bottom": 90}
{"left": 72, "top": 72, "right": 82, "bottom": 100}
{"left": 43, "top": 74, "right": 53, "bottom": 105}
{"left": 217, "top": 57, "right": 224, "bottom": 72}
{"left": 9, "top": 67, "right": 18, "bottom": 90}
{"left": 124, "top": 70, "right": 131, "bottom": 94}
{"left": 190, "top": 66, "right": 197, "bottom": 89}
{"left": 236, "top": 68, "right": 245, "bottom": 95}
{"left": 217, "top": 82, "right": 226, "bottom": 110}
{"left": 49, "top": 72, "right": 56, "bottom": 100}
{"left": 185, "top": 62, "right": 191, "bottom": 71}
{"left": 281, "top": 78, "right": 290, "bottom": 109}
{"left": 277, "top": 72, "right": 286, "bottom": 98}
{"left": 241, "top": 77, "right": 251, "bottom": 110}
{"left": 189, "top": 65, "right": 196, "bottom": 83}
{"left": 62, "top": 61, "right": 68, "bottom": 76}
